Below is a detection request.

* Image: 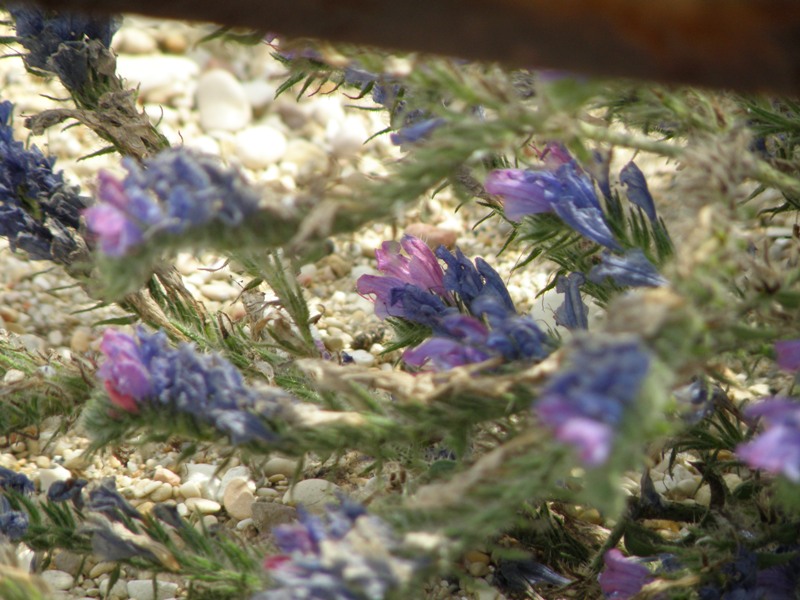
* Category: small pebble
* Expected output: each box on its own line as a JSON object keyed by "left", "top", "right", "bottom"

{"left": 3, "top": 369, "right": 24, "bottom": 384}
{"left": 150, "top": 482, "right": 174, "bottom": 503}
{"left": 185, "top": 497, "right": 221, "bottom": 514}
{"left": 127, "top": 579, "right": 179, "bottom": 600}
{"left": 234, "top": 125, "right": 287, "bottom": 169}
{"left": 41, "top": 570, "right": 74, "bottom": 591}
{"left": 197, "top": 69, "right": 252, "bottom": 132}
{"left": 262, "top": 457, "right": 298, "bottom": 478}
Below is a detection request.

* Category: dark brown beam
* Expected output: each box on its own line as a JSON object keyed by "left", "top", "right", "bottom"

{"left": 11, "top": 0, "right": 800, "bottom": 94}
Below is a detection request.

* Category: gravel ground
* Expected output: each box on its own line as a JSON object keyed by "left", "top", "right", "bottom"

{"left": 0, "top": 14, "right": 775, "bottom": 600}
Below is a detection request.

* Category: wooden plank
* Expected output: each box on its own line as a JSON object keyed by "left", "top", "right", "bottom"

{"left": 13, "top": 0, "right": 800, "bottom": 93}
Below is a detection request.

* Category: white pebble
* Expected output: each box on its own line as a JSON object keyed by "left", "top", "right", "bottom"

{"left": 197, "top": 69, "right": 252, "bottom": 132}
{"left": 326, "top": 116, "right": 368, "bottom": 159}
{"left": 348, "top": 349, "right": 375, "bottom": 366}
{"left": 127, "top": 579, "right": 179, "bottom": 600}
{"left": 179, "top": 481, "right": 202, "bottom": 499}
{"left": 150, "top": 482, "right": 174, "bottom": 503}
{"left": 2, "top": 369, "right": 24, "bottom": 384}
{"left": 117, "top": 55, "right": 199, "bottom": 103}
{"left": 242, "top": 80, "right": 277, "bottom": 111}
{"left": 185, "top": 497, "right": 221, "bottom": 514}
{"left": 200, "top": 282, "right": 238, "bottom": 302}
{"left": 41, "top": 570, "right": 74, "bottom": 591}
{"left": 234, "top": 125, "right": 287, "bottom": 169}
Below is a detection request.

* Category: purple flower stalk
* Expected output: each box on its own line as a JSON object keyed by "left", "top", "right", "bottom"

{"left": 85, "top": 149, "right": 261, "bottom": 257}
{"left": 736, "top": 398, "right": 800, "bottom": 482}
{"left": 255, "top": 499, "right": 420, "bottom": 600}
{"left": 97, "top": 327, "right": 281, "bottom": 445}
{"left": 598, "top": 549, "right": 653, "bottom": 599}
{"left": 0, "top": 466, "right": 35, "bottom": 495}
{"left": 588, "top": 249, "right": 668, "bottom": 288}
{"left": 357, "top": 236, "right": 553, "bottom": 369}
{"left": 0, "top": 100, "right": 89, "bottom": 264}
{"left": 535, "top": 336, "right": 650, "bottom": 465}
{"left": 485, "top": 161, "right": 621, "bottom": 250}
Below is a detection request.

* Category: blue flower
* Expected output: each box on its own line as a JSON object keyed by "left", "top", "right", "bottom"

{"left": 485, "top": 162, "right": 621, "bottom": 250}
{"left": 0, "top": 100, "right": 89, "bottom": 264}
{"left": 255, "top": 499, "right": 421, "bottom": 600}
{"left": 85, "top": 150, "right": 261, "bottom": 257}
{"left": 47, "top": 478, "right": 88, "bottom": 508}
{"left": 535, "top": 336, "right": 650, "bottom": 465}
{"left": 9, "top": 6, "right": 118, "bottom": 71}
{"left": 0, "top": 466, "right": 35, "bottom": 495}
{"left": 86, "top": 478, "right": 142, "bottom": 522}
{"left": 390, "top": 117, "right": 445, "bottom": 146}
{"left": 620, "top": 161, "right": 658, "bottom": 222}
{"left": 588, "top": 249, "right": 668, "bottom": 288}
{"left": 554, "top": 272, "right": 589, "bottom": 330}
{"left": 0, "top": 497, "right": 29, "bottom": 540}
{"left": 97, "top": 327, "right": 282, "bottom": 445}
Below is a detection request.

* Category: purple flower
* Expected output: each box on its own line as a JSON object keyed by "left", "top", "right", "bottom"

{"left": 97, "top": 327, "right": 281, "bottom": 445}
{"left": 485, "top": 162, "right": 621, "bottom": 250}
{"left": 620, "top": 161, "right": 658, "bottom": 222}
{"left": 736, "top": 398, "right": 800, "bottom": 481}
{"left": 358, "top": 236, "right": 552, "bottom": 369}
{"left": 256, "top": 499, "right": 420, "bottom": 600}
{"left": 47, "top": 478, "right": 88, "bottom": 508}
{"left": 598, "top": 549, "right": 653, "bottom": 599}
{"left": 375, "top": 235, "right": 447, "bottom": 296}
{"left": 535, "top": 336, "right": 650, "bottom": 465}
{"left": 775, "top": 340, "right": 800, "bottom": 372}
{"left": 554, "top": 272, "right": 588, "bottom": 330}
{"left": 0, "top": 100, "right": 89, "bottom": 264}
{"left": 85, "top": 150, "right": 261, "bottom": 257}
{"left": 588, "top": 249, "right": 668, "bottom": 288}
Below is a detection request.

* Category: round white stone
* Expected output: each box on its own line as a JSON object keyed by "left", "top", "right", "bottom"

{"left": 197, "top": 69, "right": 252, "bottom": 132}
{"left": 41, "top": 570, "right": 74, "bottom": 591}
{"left": 234, "top": 125, "right": 287, "bottom": 169}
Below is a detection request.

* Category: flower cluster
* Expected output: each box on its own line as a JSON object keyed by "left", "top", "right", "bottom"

{"left": 9, "top": 6, "right": 118, "bottom": 72}
{"left": 96, "top": 327, "right": 283, "bottom": 445}
{"left": 357, "top": 235, "right": 553, "bottom": 369}
{"left": 485, "top": 150, "right": 667, "bottom": 286}
{"left": 0, "top": 100, "right": 90, "bottom": 265}
{"left": 535, "top": 335, "right": 651, "bottom": 465}
{"left": 485, "top": 158, "right": 621, "bottom": 250}
{"left": 85, "top": 149, "right": 262, "bottom": 257}
{"left": 254, "top": 498, "right": 421, "bottom": 599}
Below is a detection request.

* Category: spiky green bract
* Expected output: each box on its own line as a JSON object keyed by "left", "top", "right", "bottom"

{"left": 0, "top": 336, "right": 90, "bottom": 436}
